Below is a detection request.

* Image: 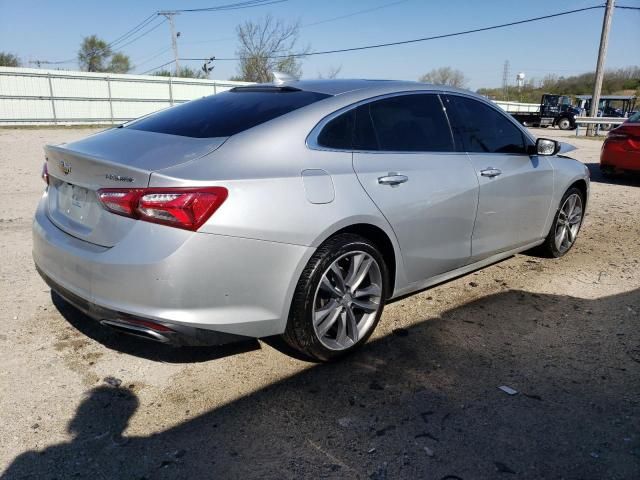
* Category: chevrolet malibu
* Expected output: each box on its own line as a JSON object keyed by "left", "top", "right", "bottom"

{"left": 33, "top": 79, "right": 589, "bottom": 361}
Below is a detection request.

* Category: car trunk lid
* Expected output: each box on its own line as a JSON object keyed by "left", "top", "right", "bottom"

{"left": 44, "top": 128, "right": 227, "bottom": 247}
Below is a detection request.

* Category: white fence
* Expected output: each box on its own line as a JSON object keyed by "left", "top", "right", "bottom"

{"left": 0, "top": 66, "right": 251, "bottom": 126}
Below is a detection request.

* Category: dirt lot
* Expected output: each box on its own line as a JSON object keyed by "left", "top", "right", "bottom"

{"left": 0, "top": 127, "right": 638, "bottom": 480}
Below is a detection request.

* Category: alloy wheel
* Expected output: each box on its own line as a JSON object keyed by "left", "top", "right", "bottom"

{"left": 554, "top": 193, "right": 583, "bottom": 254}
{"left": 312, "top": 251, "right": 383, "bottom": 350}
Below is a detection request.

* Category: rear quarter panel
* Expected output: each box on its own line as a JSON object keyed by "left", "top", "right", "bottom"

{"left": 148, "top": 100, "right": 409, "bottom": 293}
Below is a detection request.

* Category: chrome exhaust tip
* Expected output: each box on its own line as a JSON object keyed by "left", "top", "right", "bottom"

{"left": 100, "top": 319, "right": 172, "bottom": 344}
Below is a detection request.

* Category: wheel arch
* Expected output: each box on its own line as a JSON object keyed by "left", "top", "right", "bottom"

{"left": 568, "top": 178, "right": 589, "bottom": 210}
{"left": 311, "top": 219, "right": 405, "bottom": 299}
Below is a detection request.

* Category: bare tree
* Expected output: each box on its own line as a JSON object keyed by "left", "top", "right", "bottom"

{"left": 318, "top": 65, "right": 342, "bottom": 79}
{"left": 234, "top": 15, "right": 308, "bottom": 83}
{"left": 419, "top": 67, "right": 468, "bottom": 88}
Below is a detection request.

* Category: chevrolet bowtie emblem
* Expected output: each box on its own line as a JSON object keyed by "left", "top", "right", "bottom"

{"left": 59, "top": 160, "right": 71, "bottom": 175}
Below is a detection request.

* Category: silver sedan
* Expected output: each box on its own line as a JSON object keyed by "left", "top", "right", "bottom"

{"left": 33, "top": 79, "right": 589, "bottom": 361}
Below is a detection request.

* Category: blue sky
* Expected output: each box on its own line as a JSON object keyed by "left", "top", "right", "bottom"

{"left": 1, "top": 0, "right": 638, "bottom": 89}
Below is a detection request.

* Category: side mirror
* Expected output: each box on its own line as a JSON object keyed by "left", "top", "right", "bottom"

{"left": 535, "top": 138, "right": 560, "bottom": 156}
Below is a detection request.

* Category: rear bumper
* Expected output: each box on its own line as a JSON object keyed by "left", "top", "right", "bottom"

{"left": 37, "top": 265, "right": 249, "bottom": 346}
{"left": 33, "top": 195, "right": 314, "bottom": 342}
{"left": 601, "top": 145, "right": 640, "bottom": 172}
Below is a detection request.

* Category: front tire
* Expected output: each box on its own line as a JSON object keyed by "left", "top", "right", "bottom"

{"left": 283, "top": 234, "right": 388, "bottom": 362}
{"left": 557, "top": 117, "right": 572, "bottom": 130}
{"left": 536, "top": 187, "right": 585, "bottom": 258}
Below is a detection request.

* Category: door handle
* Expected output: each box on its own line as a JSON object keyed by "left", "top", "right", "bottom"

{"left": 378, "top": 173, "right": 409, "bottom": 186}
{"left": 480, "top": 167, "right": 502, "bottom": 178}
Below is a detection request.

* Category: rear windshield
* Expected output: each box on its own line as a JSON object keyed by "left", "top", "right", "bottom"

{"left": 127, "top": 89, "right": 330, "bottom": 138}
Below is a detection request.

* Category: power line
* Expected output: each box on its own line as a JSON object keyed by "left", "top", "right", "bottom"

{"left": 141, "top": 59, "right": 176, "bottom": 75}
{"left": 107, "top": 14, "right": 158, "bottom": 49}
{"left": 37, "top": 14, "right": 164, "bottom": 66}
{"left": 179, "top": 0, "right": 411, "bottom": 46}
{"left": 184, "top": 4, "right": 607, "bottom": 61}
{"left": 302, "top": 0, "right": 411, "bottom": 28}
{"left": 167, "top": 0, "right": 286, "bottom": 13}
{"left": 134, "top": 46, "right": 174, "bottom": 68}
{"left": 28, "top": 1, "right": 289, "bottom": 67}
{"left": 113, "top": 18, "right": 167, "bottom": 51}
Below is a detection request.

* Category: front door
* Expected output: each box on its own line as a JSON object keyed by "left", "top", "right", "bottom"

{"left": 442, "top": 94, "right": 554, "bottom": 261}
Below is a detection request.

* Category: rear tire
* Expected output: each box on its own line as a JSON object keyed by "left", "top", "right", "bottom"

{"left": 535, "top": 187, "right": 585, "bottom": 258}
{"left": 283, "top": 234, "right": 388, "bottom": 362}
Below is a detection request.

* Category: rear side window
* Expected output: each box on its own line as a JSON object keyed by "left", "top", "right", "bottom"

{"left": 316, "top": 94, "right": 453, "bottom": 152}
{"left": 444, "top": 95, "right": 528, "bottom": 154}
{"left": 317, "top": 109, "right": 355, "bottom": 149}
{"left": 317, "top": 104, "right": 379, "bottom": 150}
{"left": 368, "top": 94, "right": 454, "bottom": 152}
{"left": 127, "top": 89, "right": 330, "bottom": 138}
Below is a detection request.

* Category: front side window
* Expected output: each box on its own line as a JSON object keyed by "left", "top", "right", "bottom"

{"left": 444, "top": 95, "right": 528, "bottom": 154}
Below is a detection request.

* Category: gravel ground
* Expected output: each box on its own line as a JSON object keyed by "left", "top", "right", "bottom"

{"left": 0, "top": 126, "right": 638, "bottom": 480}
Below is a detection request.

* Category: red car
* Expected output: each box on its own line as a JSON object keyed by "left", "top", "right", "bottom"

{"left": 600, "top": 111, "right": 640, "bottom": 176}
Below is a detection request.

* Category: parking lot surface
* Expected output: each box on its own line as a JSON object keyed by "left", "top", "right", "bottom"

{"left": 0, "top": 127, "right": 638, "bottom": 479}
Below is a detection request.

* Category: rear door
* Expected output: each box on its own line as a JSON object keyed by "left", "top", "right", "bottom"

{"left": 442, "top": 94, "right": 554, "bottom": 261}
{"left": 351, "top": 93, "right": 479, "bottom": 284}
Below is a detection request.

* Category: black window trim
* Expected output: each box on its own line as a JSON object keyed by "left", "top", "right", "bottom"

{"left": 307, "top": 90, "right": 459, "bottom": 155}
{"left": 442, "top": 92, "right": 536, "bottom": 155}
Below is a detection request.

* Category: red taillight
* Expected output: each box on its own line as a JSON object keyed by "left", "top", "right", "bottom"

{"left": 42, "top": 162, "right": 49, "bottom": 185}
{"left": 98, "top": 189, "right": 143, "bottom": 216}
{"left": 97, "top": 187, "right": 228, "bottom": 231}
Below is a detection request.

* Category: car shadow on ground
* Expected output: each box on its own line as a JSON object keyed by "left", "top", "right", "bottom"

{"left": 5, "top": 288, "right": 639, "bottom": 479}
{"left": 586, "top": 162, "right": 640, "bottom": 187}
{"left": 51, "top": 291, "right": 262, "bottom": 363}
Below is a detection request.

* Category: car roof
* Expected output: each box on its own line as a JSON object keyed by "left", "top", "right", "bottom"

{"left": 259, "top": 79, "right": 465, "bottom": 96}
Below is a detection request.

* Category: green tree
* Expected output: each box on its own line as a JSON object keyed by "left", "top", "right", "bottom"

{"left": 234, "top": 15, "right": 308, "bottom": 83}
{"left": 78, "top": 35, "right": 111, "bottom": 72}
{"left": 476, "top": 66, "right": 640, "bottom": 103}
{"left": 0, "top": 52, "right": 20, "bottom": 67}
{"left": 108, "top": 53, "right": 131, "bottom": 74}
{"left": 78, "top": 35, "right": 131, "bottom": 73}
{"left": 419, "top": 67, "right": 468, "bottom": 88}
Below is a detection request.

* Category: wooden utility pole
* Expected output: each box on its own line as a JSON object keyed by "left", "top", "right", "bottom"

{"left": 159, "top": 11, "right": 180, "bottom": 76}
{"left": 587, "top": 0, "right": 615, "bottom": 136}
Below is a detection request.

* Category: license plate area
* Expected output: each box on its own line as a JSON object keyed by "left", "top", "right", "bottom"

{"left": 47, "top": 178, "right": 102, "bottom": 237}
{"left": 57, "top": 181, "right": 92, "bottom": 224}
